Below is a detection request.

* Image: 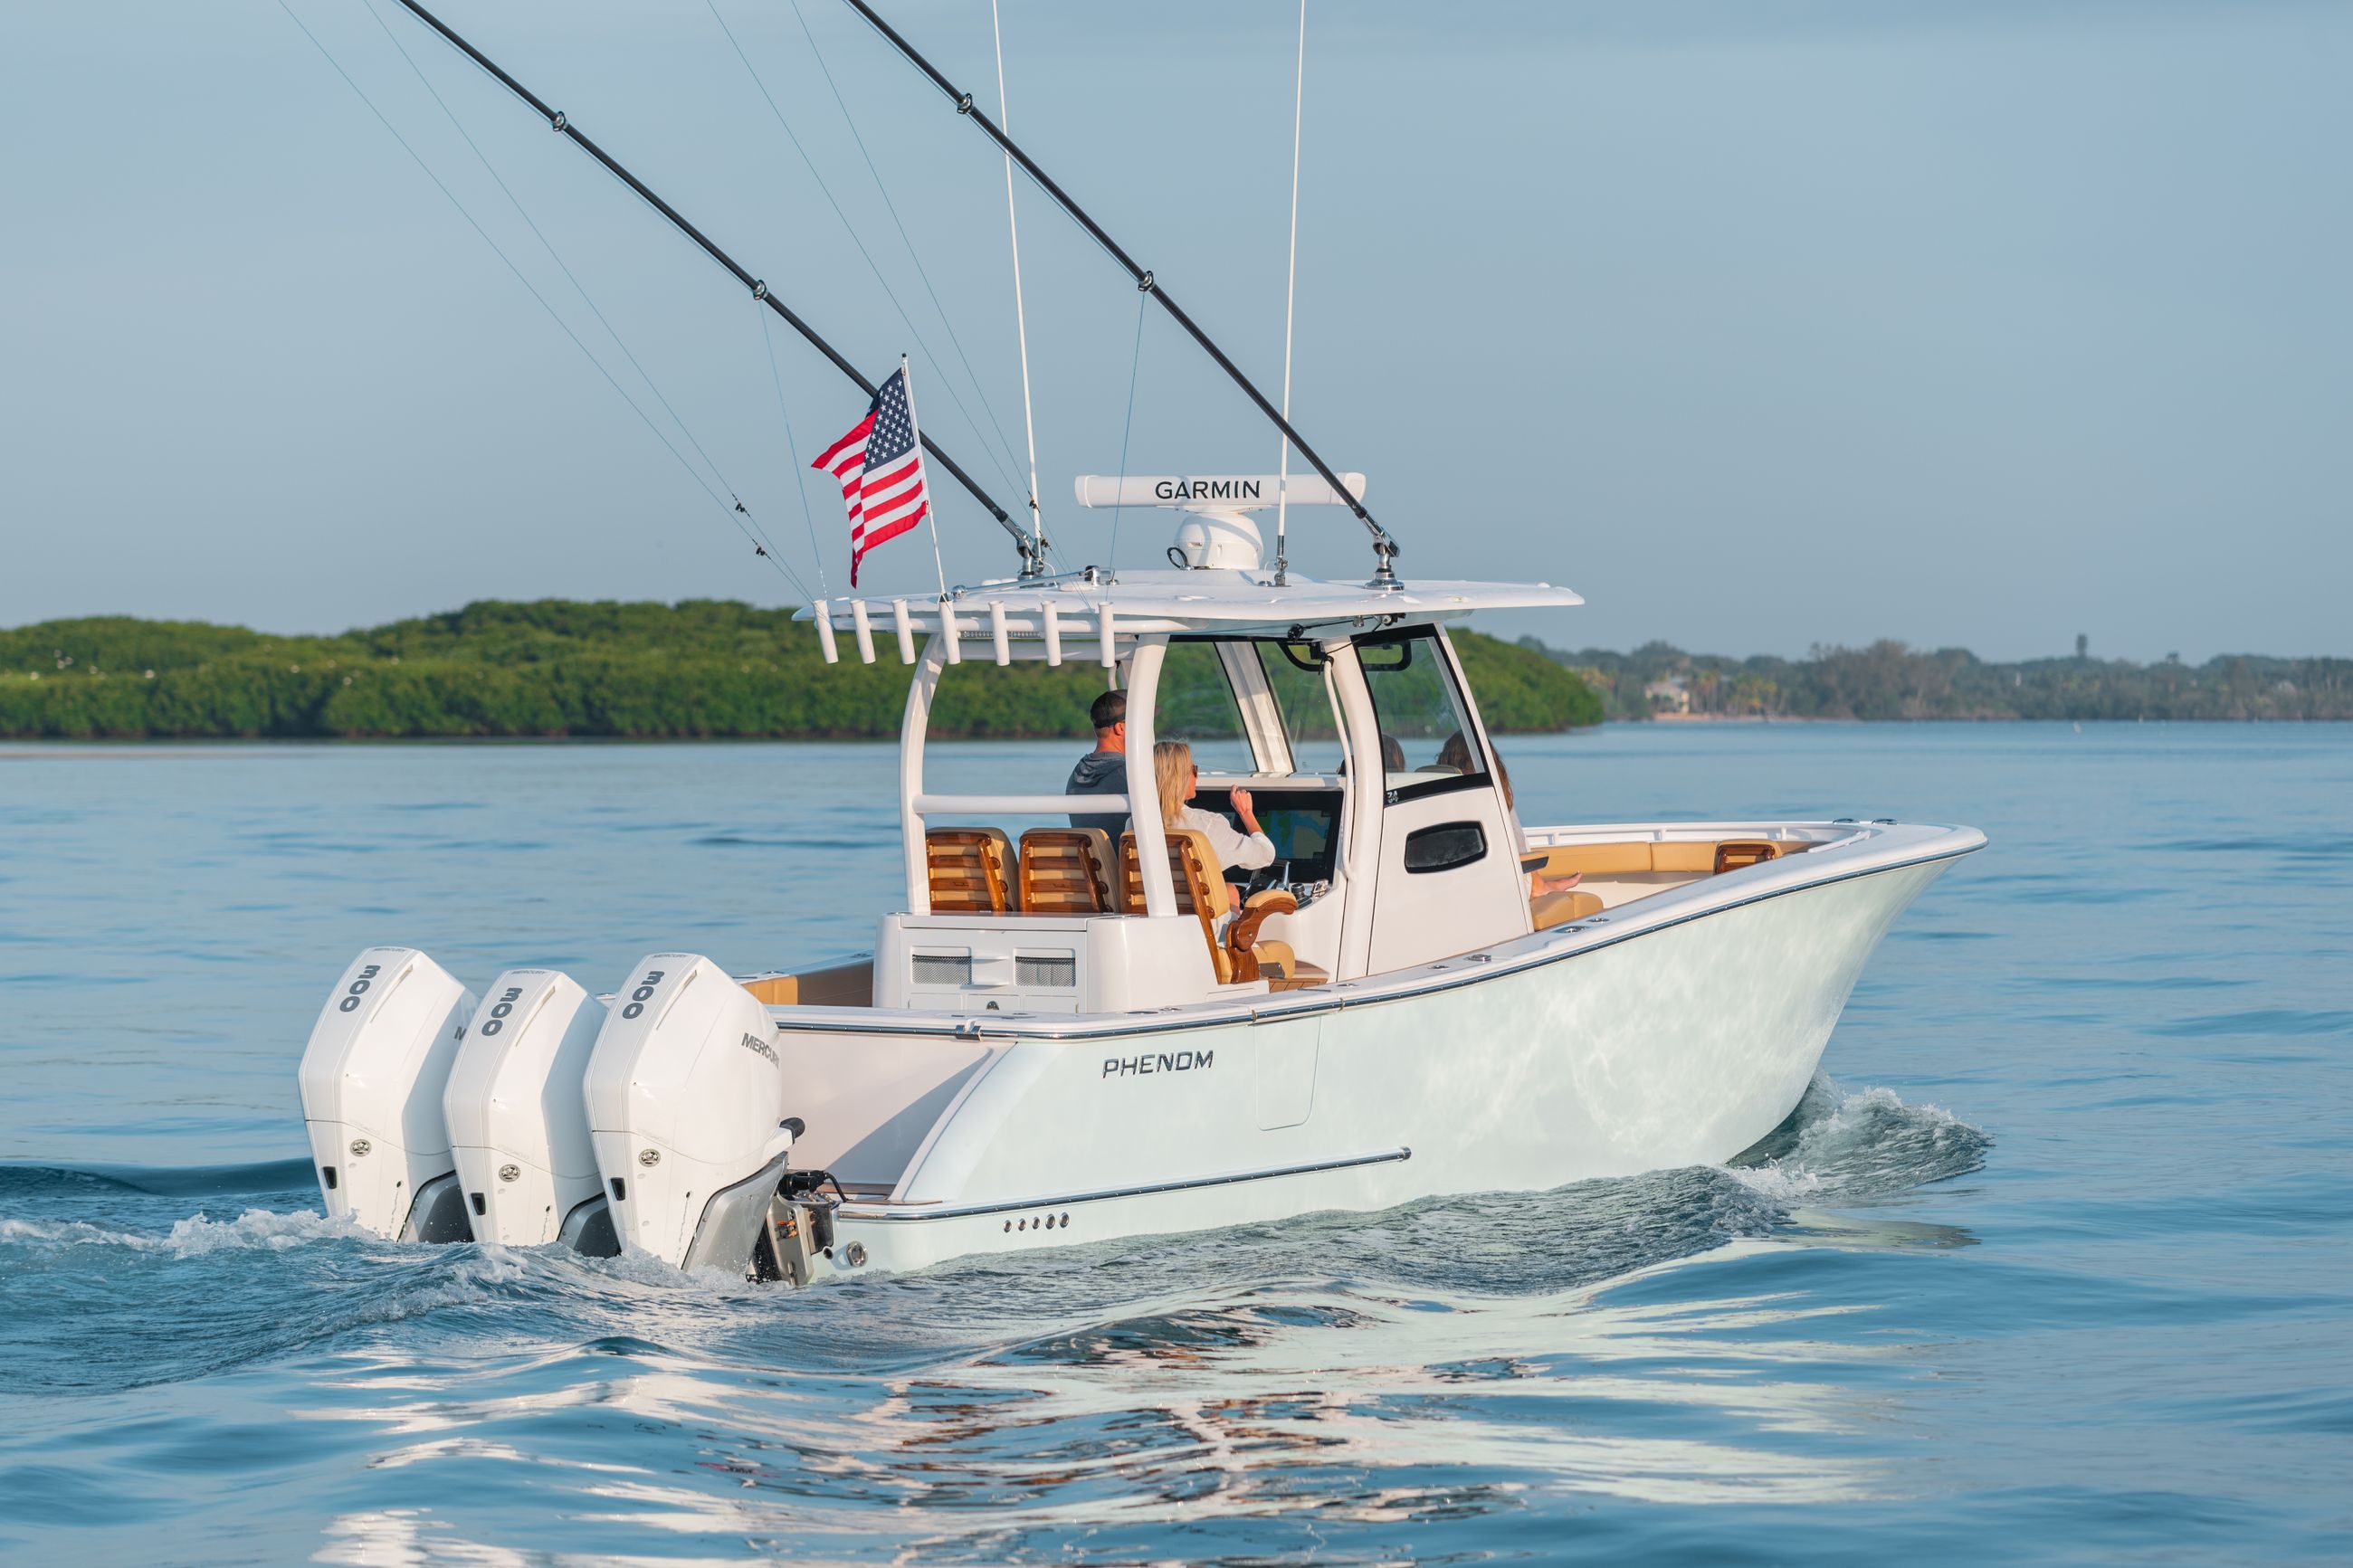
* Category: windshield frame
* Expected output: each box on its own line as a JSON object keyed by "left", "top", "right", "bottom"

{"left": 1350, "top": 624, "right": 1495, "bottom": 806}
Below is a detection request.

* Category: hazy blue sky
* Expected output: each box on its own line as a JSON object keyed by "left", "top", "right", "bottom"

{"left": 4, "top": 1, "right": 2347, "bottom": 660}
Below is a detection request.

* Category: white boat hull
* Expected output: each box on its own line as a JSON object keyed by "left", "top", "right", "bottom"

{"left": 794, "top": 838, "right": 1965, "bottom": 1280}
{"left": 290, "top": 821, "right": 1977, "bottom": 1280}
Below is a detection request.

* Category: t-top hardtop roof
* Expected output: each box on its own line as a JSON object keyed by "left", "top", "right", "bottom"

{"left": 792, "top": 567, "right": 1583, "bottom": 665}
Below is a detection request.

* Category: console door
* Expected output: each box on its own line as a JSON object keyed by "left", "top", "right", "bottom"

{"left": 1364, "top": 777, "right": 1528, "bottom": 973}
{"left": 1344, "top": 627, "right": 1533, "bottom": 975}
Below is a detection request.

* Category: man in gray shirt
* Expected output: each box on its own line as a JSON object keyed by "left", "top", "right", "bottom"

{"left": 1065, "top": 689, "right": 1129, "bottom": 837}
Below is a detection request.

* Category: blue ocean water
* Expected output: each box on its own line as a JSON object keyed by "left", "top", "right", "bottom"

{"left": 2, "top": 725, "right": 2348, "bottom": 1564}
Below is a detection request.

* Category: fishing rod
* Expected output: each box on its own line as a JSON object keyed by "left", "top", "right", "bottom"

{"left": 838, "top": 0, "right": 1401, "bottom": 583}
{"left": 384, "top": 0, "right": 1047, "bottom": 579}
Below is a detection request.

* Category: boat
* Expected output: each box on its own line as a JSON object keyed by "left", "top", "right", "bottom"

{"left": 297, "top": 470, "right": 1981, "bottom": 1281}
{"left": 289, "top": 4, "right": 1983, "bottom": 1283}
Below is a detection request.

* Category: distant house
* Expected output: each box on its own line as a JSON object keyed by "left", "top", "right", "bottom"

{"left": 1644, "top": 677, "right": 1691, "bottom": 716}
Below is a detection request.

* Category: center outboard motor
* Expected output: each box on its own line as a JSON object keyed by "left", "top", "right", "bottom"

{"left": 297, "top": 947, "right": 476, "bottom": 1241}
{"left": 443, "top": 969, "right": 614, "bottom": 1253}
{"left": 585, "top": 954, "right": 795, "bottom": 1271}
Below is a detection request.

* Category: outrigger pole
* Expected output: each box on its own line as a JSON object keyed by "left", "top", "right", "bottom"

{"left": 384, "top": 0, "right": 1047, "bottom": 580}
{"left": 840, "top": 0, "right": 1403, "bottom": 584}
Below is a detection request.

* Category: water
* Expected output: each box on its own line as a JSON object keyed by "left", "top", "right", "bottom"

{"left": 4, "top": 726, "right": 2348, "bottom": 1564}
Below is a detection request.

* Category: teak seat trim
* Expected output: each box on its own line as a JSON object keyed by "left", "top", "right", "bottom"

{"left": 925, "top": 827, "right": 1017, "bottom": 914}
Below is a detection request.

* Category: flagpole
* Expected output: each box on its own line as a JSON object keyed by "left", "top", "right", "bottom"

{"left": 901, "top": 355, "right": 949, "bottom": 598}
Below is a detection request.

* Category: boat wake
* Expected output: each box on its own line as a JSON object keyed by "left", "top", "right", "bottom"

{"left": 0, "top": 1076, "right": 1986, "bottom": 1393}
{"left": 0, "top": 1078, "right": 1994, "bottom": 1564}
{"left": 0, "top": 1076, "right": 1983, "bottom": 1286}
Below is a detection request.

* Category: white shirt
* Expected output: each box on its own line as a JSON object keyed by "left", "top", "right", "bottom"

{"left": 1174, "top": 803, "right": 1276, "bottom": 873}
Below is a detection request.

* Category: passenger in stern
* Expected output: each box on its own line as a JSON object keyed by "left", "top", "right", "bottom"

{"left": 1155, "top": 739, "right": 1276, "bottom": 874}
{"left": 1066, "top": 689, "right": 1129, "bottom": 836}
{"left": 1472, "top": 742, "right": 1583, "bottom": 903}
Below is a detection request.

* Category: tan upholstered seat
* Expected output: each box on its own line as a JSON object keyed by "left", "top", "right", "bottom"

{"left": 1018, "top": 828, "right": 1115, "bottom": 914}
{"left": 925, "top": 828, "right": 1016, "bottom": 913}
{"left": 1522, "top": 838, "right": 1793, "bottom": 930}
{"left": 1119, "top": 827, "right": 1228, "bottom": 963}
{"left": 1253, "top": 937, "right": 1300, "bottom": 977}
{"left": 1651, "top": 841, "right": 1720, "bottom": 874}
{"left": 1522, "top": 839, "right": 1796, "bottom": 880}
{"left": 1265, "top": 954, "right": 1331, "bottom": 992}
{"left": 1530, "top": 889, "right": 1605, "bottom": 930}
{"left": 1527, "top": 841, "right": 1653, "bottom": 878}
{"left": 1118, "top": 828, "right": 1296, "bottom": 984}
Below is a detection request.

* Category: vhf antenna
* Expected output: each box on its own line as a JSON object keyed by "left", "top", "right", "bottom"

{"left": 839, "top": 0, "right": 1401, "bottom": 584}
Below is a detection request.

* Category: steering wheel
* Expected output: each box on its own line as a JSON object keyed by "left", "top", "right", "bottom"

{"left": 1238, "top": 862, "right": 1301, "bottom": 902}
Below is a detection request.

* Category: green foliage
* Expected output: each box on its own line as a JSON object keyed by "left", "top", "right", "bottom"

{"left": 0, "top": 602, "right": 1601, "bottom": 741}
{"left": 1456, "top": 633, "right": 1606, "bottom": 731}
{"left": 1524, "top": 636, "right": 2353, "bottom": 722}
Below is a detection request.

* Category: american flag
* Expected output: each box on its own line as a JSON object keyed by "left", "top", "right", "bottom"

{"left": 813, "top": 367, "right": 929, "bottom": 588}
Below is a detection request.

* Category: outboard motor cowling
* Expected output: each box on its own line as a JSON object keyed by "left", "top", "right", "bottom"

{"left": 297, "top": 947, "right": 477, "bottom": 1240}
{"left": 443, "top": 969, "right": 609, "bottom": 1250}
{"left": 585, "top": 954, "right": 794, "bottom": 1269}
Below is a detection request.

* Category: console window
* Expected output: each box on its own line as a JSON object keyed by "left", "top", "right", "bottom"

{"left": 1258, "top": 642, "right": 1348, "bottom": 775}
{"left": 1358, "top": 629, "right": 1489, "bottom": 793}
{"left": 1154, "top": 640, "right": 1253, "bottom": 774}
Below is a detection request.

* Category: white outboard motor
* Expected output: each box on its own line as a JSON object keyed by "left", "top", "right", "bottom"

{"left": 297, "top": 947, "right": 477, "bottom": 1241}
{"left": 585, "top": 954, "right": 795, "bottom": 1271}
{"left": 442, "top": 969, "right": 614, "bottom": 1254}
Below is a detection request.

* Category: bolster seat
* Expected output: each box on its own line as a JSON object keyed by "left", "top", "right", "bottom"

{"left": 1018, "top": 827, "right": 1115, "bottom": 914}
{"left": 925, "top": 827, "right": 1016, "bottom": 913}
{"left": 1119, "top": 829, "right": 1294, "bottom": 984}
{"left": 1530, "top": 889, "right": 1605, "bottom": 930}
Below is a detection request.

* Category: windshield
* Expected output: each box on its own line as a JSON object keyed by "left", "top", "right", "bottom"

{"left": 1257, "top": 642, "right": 1348, "bottom": 775}
{"left": 1153, "top": 640, "right": 1253, "bottom": 774}
{"left": 1357, "top": 629, "right": 1488, "bottom": 787}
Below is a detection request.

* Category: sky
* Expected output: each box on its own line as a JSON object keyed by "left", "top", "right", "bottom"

{"left": 2, "top": 0, "right": 2348, "bottom": 662}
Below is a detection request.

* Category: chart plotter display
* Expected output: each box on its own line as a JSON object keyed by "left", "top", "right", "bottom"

{"left": 1196, "top": 788, "right": 1342, "bottom": 884}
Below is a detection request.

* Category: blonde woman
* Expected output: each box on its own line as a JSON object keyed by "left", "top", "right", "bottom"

{"left": 1153, "top": 739, "right": 1277, "bottom": 875}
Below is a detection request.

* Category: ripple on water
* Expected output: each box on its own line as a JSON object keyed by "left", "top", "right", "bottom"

{"left": 0, "top": 1079, "right": 2027, "bottom": 1563}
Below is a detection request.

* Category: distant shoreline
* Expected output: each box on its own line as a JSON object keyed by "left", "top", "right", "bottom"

{"left": 0, "top": 601, "right": 1605, "bottom": 741}
{"left": 10, "top": 603, "right": 2347, "bottom": 736}
{"left": 1634, "top": 712, "right": 2350, "bottom": 725}
{"left": 1523, "top": 635, "right": 2352, "bottom": 723}
{"left": 5, "top": 717, "right": 2347, "bottom": 759}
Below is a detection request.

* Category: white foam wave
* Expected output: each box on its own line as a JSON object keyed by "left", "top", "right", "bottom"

{"left": 1729, "top": 1084, "right": 1985, "bottom": 1202}
{"left": 159, "top": 1207, "right": 366, "bottom": 1256}
{"left": 1730, "top": 1162, "right": 1828, "bottom": 1202}
{"left": 0, "top": 1206, "right": 365, "bottom": 1258}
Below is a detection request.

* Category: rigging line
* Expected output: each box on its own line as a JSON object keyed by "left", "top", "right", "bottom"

{"left": 354, "top": 0, "right": 797, "bottom": 581}
{"left": 701, "top": 0, "right": 1023, "bottom": 504}
{"left": 1274, "top": 0, "right": 1306, "bottom": 587}
{"left": 1109, "top": 291, "right": 1146, "bottom": 574}
{"left": 272, "top": 0, "right": 811, "bottom": 601}
{"left": 756, "top": 300, "right": 831, "bottom": 595}
{"left": 378, "top": 0, "right": 1036, "bottom": 577}
{"left": 835, "top": 0, "right": 1398, "bottom": 580}
{"left": 991, "top": 0, "right": 1043, "bottom": 556}
{"left": 781, "top": 0, "right": 1029, "bottom": 482}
